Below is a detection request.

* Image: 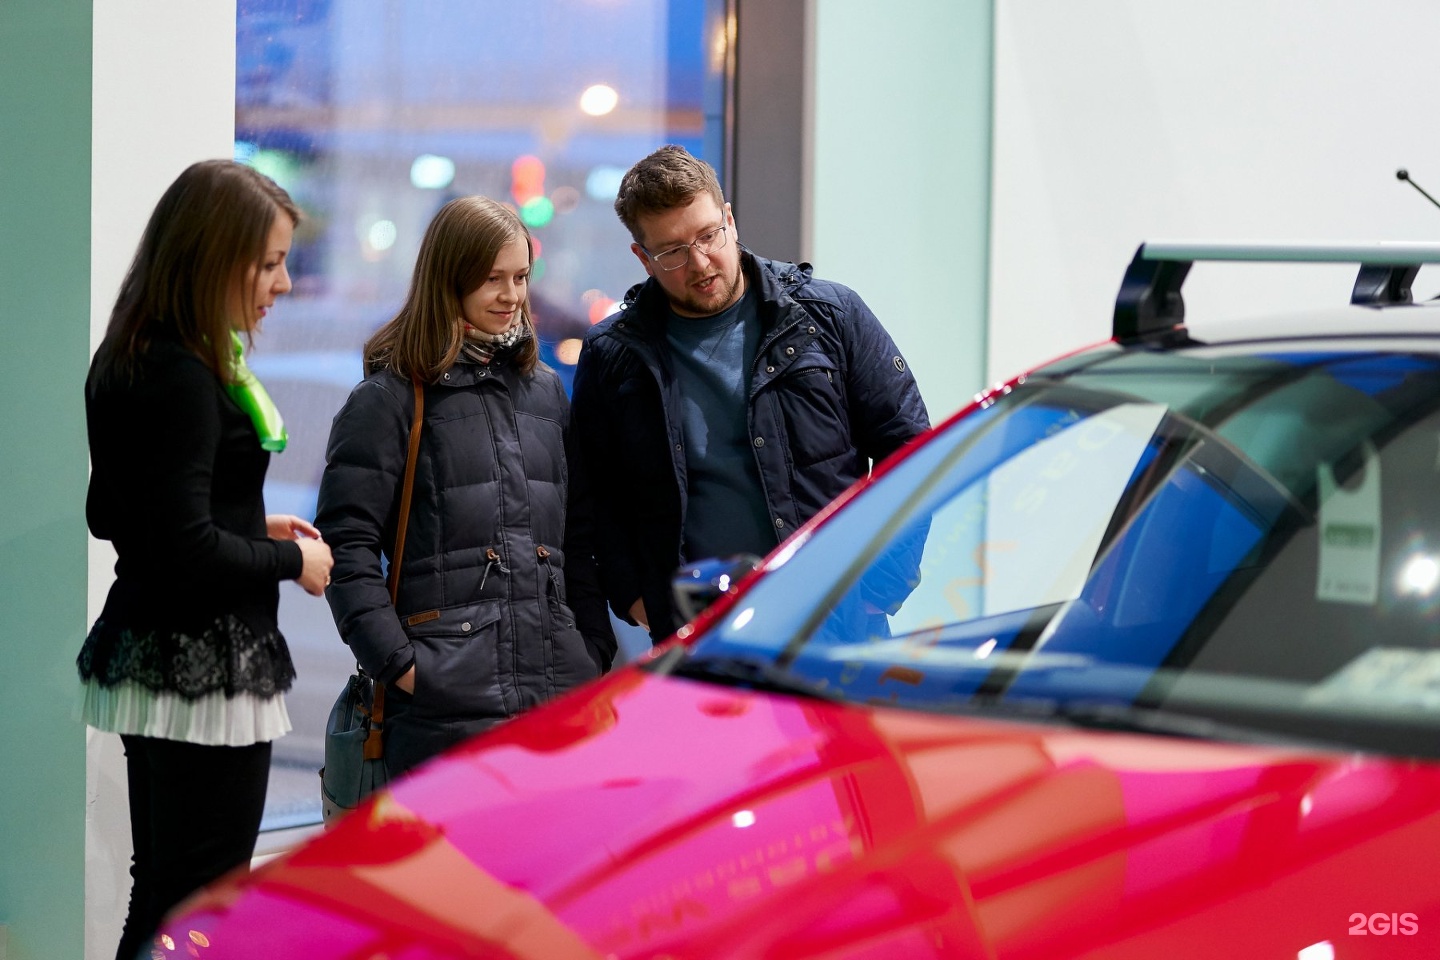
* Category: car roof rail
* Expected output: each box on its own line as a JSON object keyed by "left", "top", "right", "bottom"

{"left": 1114, "top": 240, "right": 1440, "bottom": 343}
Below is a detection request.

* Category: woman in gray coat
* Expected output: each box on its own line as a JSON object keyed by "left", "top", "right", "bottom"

{"left": 315, "top": 196, "right": 615, "bottom": 778}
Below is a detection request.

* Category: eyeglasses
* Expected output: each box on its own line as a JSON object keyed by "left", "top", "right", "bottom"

{"left": 644, "top": 224, "right": 729, "bottom": 271}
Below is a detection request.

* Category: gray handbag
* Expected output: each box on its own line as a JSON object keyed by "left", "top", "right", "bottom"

{"left": 320, "top": 670, "right": 389, "bottom": 824}
{"left": 319, "top": 379, "right": 423, "bottom": 826}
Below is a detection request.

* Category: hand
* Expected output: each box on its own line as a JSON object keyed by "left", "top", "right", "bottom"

{"left": 629, "top": 597, "right": 649, "bottom": 629}
{"left": 394, "top": 665, "right": 416, "bottom": 694}
{"left": 295, "top": 536, "right": 334, "bottom": 597}
{"left": 267, "top": 514, "right": 322, "bottom": 541}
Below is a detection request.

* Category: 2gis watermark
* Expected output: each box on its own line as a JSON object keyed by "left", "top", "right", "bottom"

{"left": 1348, "top": 912, "right": 1419, "bottom": 936}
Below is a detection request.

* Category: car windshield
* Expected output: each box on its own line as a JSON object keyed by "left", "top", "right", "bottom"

{"left": 679, "top": 342, "right": 1440, "bottom": 757}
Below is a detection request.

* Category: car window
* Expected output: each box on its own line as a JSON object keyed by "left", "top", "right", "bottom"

{"left": 690, "top": 346, "right": 1440, "bottom": 756}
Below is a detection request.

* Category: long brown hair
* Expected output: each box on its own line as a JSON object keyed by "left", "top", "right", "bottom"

{"left": 365, "top": 196, "right": 539, "bottom": 381}
{"left": 93, "top": 159, "right": 298, "bottom": 387}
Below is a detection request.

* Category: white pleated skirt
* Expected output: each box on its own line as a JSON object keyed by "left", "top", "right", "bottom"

{"left": 78, "top": 679, "right": 291, "bottom": 747}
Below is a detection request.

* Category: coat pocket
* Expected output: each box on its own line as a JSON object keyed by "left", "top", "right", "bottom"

{"left": 404, "top": 598, "right": 504, "bottom": 720}
{"left": 775, "top": 353, "right": 851, "bottom": 467}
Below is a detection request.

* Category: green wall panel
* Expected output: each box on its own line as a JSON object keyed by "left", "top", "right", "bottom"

{"left": 813, "top": 0, "right": 994, "bottom": 420}
{"left": 0, "top": 1, "right": 93, "bottom": 958}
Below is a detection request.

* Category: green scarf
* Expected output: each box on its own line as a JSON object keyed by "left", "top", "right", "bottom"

{"left": 225, "top": 330, "right": 287, "bottom": 452}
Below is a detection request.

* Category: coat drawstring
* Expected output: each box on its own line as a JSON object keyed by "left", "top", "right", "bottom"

{"left": 536, "top": 544, "right": 564, "bottom": 594}
{"left": 479, "top": 547, "right": 510, "bottom": 591}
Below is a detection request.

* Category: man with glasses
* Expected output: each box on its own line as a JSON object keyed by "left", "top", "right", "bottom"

{"left": 573, "top": 144, "right": 929, "bottom": 642}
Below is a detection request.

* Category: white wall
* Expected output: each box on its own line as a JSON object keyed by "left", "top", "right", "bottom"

{"left": 87, "top": 4, "right": 236, "bottom": 957}
{"left": 990, "top": 0, "right": 1440, "bottom": 383}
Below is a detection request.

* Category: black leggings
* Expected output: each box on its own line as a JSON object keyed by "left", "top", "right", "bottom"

{"left": 115, "top": 735, "right": 271, "bottom": 960}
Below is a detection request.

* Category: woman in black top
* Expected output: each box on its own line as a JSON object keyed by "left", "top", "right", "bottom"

{"left": 78, "top": 160, "right": 333, "bottom": 960}
{"left": 316, "top": 195, "right": 615, "bottom": 779}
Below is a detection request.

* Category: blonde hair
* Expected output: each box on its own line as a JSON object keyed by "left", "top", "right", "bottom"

{"left": 94, "top": 159, "right": 298, "bottom": 385}
{"left": 366, "top": 196, "right": 538, "bottom": 381}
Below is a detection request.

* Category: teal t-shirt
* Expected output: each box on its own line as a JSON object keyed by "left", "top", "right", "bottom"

{"left": 665, "top": 291, "right": 777, "bottom": 560}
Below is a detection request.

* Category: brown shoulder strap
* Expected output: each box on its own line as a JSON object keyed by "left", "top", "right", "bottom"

{"left": 365, "top": 378, "right": 424, "bottom": 761}
{"left": 387, "top": 378, "right": 425, "bottom": 603}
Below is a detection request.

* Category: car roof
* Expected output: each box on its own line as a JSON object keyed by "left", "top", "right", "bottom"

{"left": 1188, "top": 301, "right": 1440, "bottom": 347}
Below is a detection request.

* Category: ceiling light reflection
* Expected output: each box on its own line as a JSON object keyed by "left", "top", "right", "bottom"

{"left": 1400, "top": 553, "right": 1440, "bottom": 595}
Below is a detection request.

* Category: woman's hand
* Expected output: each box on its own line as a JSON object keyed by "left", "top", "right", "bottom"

{"left": 267, "top": 513, "right": 322, "bottom": 541}
{"left": 294, "top": 535, "right": 334, "bottom": 597}
{"left": 269, "top": 514, "right": 333, "bottom": 596}
{"left": 394, "top": 665, "right": 416, "bottom": 694}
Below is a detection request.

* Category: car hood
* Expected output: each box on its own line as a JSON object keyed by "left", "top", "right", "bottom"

{"left": 164, "top": 667, "right": 1440, "bottom": 959}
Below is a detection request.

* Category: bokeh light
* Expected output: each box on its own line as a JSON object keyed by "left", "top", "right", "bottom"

{"left": 585, "top": 165, "right": 625, "bottom": 201}
{"left": 410, "top": 153, "right": 455, "bottom": 189}
{"left": 588, "top": 297, "right": 617, "bottom": 324}
{"left": 511, "top": 155, "right": 546, "bottom": 205}
{"left": 367, "top": 219, "right": 397, "bottom": 252}
{"left": 520, "top": 196, "right": 555, "bottom": 228}
{"left": 555, "top": 338, "right": 583, "bottom": 366}
{"left": 579, "top": 83, "right": 619, "bottom": 116}
{"left": 552, "top": 185, "right": 581, "bottom": 214}
{"left": 246, "top": 148, "right": 300, "bottom": 191}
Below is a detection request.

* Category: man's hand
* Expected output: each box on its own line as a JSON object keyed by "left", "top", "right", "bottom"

{"left": 629, "top": 598, "right": 649, "bottom": 629}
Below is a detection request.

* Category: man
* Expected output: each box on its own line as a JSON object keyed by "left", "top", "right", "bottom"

{"left": 572, "top": 144, "right": 929, "bottom": 642}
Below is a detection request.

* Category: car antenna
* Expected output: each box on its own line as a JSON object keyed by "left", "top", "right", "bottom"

{"left": 1397, "top": 168, "right": 1440, "bottom": 212}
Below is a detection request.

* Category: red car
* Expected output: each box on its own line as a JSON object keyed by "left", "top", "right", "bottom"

{"left": 159, "top": 243, "right": 1440, "bottom": 959}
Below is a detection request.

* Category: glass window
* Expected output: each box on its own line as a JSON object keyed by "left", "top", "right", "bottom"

{"left": 238, "top": 0, "right": 731, "bottom": 830}
{"left": 686, "top": 345, "right": 1440, "bottom": 758}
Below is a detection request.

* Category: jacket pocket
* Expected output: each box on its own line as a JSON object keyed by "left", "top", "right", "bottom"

{"left": 404, "top": 598, "right": 504, "bottom": 720}
{"left": 775, "top": 353, "right": 851, "bottom": 467}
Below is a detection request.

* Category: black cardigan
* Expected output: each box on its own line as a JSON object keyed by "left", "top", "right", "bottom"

{"left": 79, "top": 337, "right": 303, "bottom": 699}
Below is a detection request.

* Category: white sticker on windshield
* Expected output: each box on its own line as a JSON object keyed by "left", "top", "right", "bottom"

{"left": 1316, "top": 441, "right": 1381, "bottom": 605}
{"left": 1306, "top": 647, "right": 1440, "bottom": 710}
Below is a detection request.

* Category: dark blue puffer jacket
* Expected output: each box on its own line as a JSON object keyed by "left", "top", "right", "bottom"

{"left": 315, "top": 358, "right": 615, "bottom": 773}
{"left": 572, "top": 250, "right": 930, "bottom": 641}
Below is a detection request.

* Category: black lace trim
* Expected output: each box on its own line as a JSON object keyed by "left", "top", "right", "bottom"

{"left": 77, "top": 614, "right": 296, "bottom": 700}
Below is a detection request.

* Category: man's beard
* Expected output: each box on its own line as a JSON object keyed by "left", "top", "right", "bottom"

{"left": 669, "top": 264, "right": 743, "bottom": 317}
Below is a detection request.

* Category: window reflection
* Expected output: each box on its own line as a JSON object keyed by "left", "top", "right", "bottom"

{"left": 238, "top": 0, "right": 730, "bottom": 829}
